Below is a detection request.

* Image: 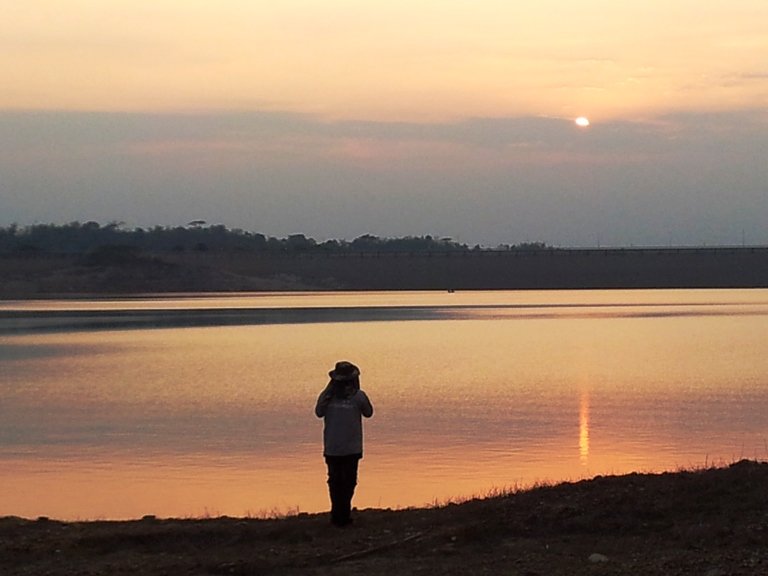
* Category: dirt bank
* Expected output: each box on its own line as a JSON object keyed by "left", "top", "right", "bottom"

{"left": 2, "top": 460, "right": 767, "bottom": 575}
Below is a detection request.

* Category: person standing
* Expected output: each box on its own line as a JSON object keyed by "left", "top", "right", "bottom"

{"left": 315, "top": 361, "right": 373, "bottom": 526}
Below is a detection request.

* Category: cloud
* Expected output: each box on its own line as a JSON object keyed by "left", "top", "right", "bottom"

{"left": 1, "top": 109, "right": 767, "bottom": 246}
{"left": 719, "top": 72, "right": 768, "bottom": 87}
{"left": 3, "top": 108, "right": 765, "bottom": 167}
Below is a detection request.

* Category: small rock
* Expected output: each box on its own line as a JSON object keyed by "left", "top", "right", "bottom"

{"left": 588, "top": 553, "right": 609, "bottom": 563}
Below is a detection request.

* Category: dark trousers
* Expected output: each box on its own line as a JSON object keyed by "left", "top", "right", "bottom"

{"left": 324, "top": 454, "right": 361, "bottom": 525}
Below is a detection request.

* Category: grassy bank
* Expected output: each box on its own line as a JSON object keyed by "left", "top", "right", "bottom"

{"left": 2, "top": 460, "right": 767, "bottom": 575}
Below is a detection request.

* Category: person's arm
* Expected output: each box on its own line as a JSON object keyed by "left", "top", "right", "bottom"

{"left": 355, "top": 390, "right": 374, "bottom": 418}
{"left": 315, "top": 382, "right": 334, "bottom": 417}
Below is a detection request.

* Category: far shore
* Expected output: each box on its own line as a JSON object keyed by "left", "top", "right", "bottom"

{"left": 2, "top": 247, "right": 768, "bottom": 297}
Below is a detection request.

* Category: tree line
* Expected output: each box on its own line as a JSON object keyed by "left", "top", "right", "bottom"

{"left": 0, "top": 221, "right": 549, "bottom": 255}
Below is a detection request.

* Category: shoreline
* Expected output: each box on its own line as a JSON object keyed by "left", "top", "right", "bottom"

{"left": 3, "top": 460, "right": 767, "bottom": 575}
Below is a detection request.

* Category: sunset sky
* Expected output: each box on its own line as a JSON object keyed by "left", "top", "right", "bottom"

{"left": 2, "top": 0, "right": 767, "bottom": 246}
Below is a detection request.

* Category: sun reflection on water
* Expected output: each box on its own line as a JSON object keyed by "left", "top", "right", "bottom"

{"left": 579, "top": 389, "right": 590, "bottom": 465}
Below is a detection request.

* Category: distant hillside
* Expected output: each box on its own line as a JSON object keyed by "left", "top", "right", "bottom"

{"left": 2, "top": 246, "right": 768, "bottom": 296}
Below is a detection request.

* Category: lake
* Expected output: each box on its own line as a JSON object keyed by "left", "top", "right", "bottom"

{"left": 1, "top": 289, "right": 767, "bottom": 520}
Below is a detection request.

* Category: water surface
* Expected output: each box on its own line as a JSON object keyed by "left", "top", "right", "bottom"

{"left": 1, "top": 289, "right": 767, "bottom": 520}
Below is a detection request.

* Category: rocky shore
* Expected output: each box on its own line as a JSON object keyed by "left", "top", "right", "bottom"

{"left": 2, "top": 460, "right": 767, "bottom": 575}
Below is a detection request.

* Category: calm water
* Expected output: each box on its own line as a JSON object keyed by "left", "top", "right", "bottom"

{"left": 1, "top": 289, "right": 767, "bottom": 520}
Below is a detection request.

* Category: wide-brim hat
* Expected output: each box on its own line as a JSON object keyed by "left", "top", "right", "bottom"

{"left": 329, "top": 361, "right": 360, "bottom": 381}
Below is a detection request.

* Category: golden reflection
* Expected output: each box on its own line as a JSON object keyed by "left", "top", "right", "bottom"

{"left": 0, "top": 455, "right": 327, "bottom": 521}
{"left": 579, "top": 389, "right": 590, "bottom": 465}
{"left": 4, "top": 290, "right": 768, "bottom": 520}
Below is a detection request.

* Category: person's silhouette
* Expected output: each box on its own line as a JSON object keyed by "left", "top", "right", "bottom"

{"left": 315, "top": 361, "right": 373, "bottom": 526}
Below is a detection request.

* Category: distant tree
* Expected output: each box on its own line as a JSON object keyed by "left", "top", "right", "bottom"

{"left": 0, "top": 221, "right": 528, "bottom": 255}
{"left": 320, "top": 239, "right": 342, "bottom": 251}
{"left": 515, "top": 242, "right": 550, "bottom": 250}
{"left": 286, "top": 234, "right": 315, "bottom": 251}
{"left": 351, "top": 234, "right": 382, "bottom": 251}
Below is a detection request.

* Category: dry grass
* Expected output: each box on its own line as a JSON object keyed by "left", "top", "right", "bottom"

{"left": 2, "top": 459, "right": 767, "bottom": 575}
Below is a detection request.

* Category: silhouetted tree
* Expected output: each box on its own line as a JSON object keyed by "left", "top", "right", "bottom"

{"left": 0, "top": 222, "right": 517, "bottom": 255}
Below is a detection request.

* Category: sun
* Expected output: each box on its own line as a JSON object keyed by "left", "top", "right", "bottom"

{"left": 575, "top": 117, "right": 590, "bottom": 127}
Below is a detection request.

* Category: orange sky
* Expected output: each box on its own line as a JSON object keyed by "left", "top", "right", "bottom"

{"left": 1, "top": 1, "right": 767, "bottom": 246}
{"left": 3, "top": 1, "right": 767, "bottom": 121}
